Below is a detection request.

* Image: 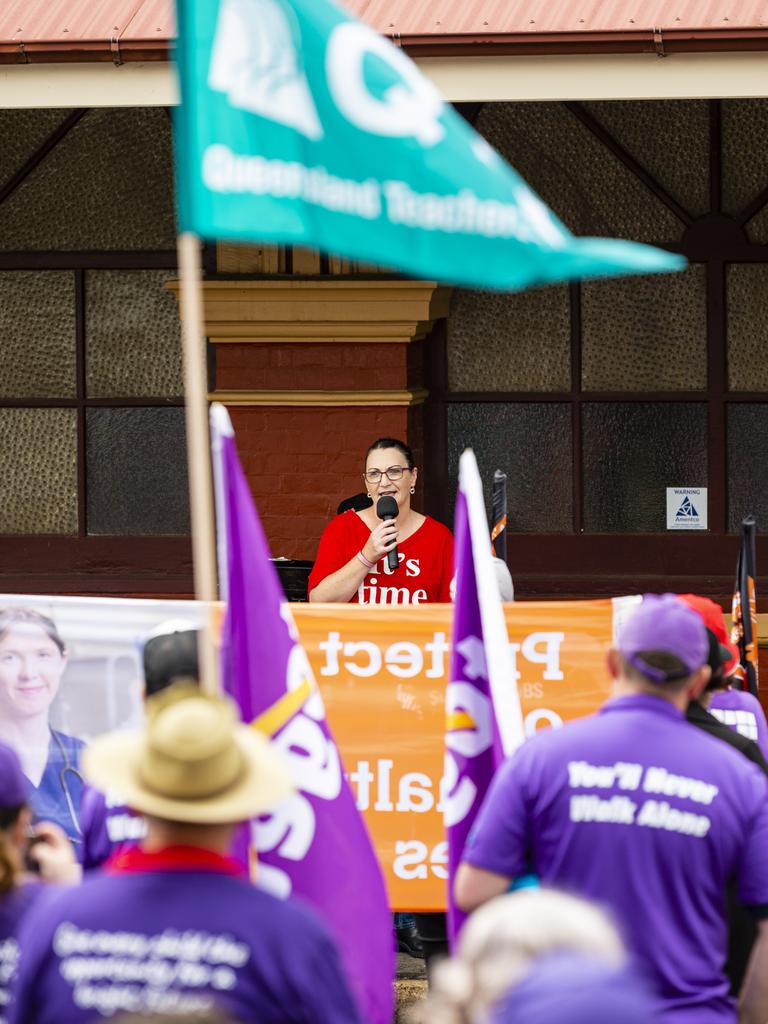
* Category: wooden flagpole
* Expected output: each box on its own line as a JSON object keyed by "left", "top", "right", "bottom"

{"left": 177, "top": 230, "right": 220, "bottom": 695}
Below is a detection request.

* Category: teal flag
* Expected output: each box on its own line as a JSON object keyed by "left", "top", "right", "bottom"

{"left": 174, "top": 0, "right": 684, "bottom": 289}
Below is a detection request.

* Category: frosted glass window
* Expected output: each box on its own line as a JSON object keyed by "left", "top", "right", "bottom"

{"left": 0, "top": 271, "right": 76, "bottom": 398}
{"left": 0, "top": 108, "right": 175, "bottom": 251}
{"left": 86, "top": 408, "right": 189, "bottom": 535}
{"left": 726, "top": 266, "right": 768, "bottom": 392}
{"left": 475, "top": 102, "right": 681, "bottom": 243}
{"left": 581, "top": 266, "right": 706, "bottom": 391}
{"left": 728, "top": 405, "right": 768, "bottom": 532}
{"left": 448, "top": 285, "right": 570, "bottom": 391}
{"left": 583, "top": 404, "right": 707, "bottom": 532}
{"left": 448, "top": 403, "right": 572, "bottom": 532}
{"left": 86, "top": 271, "right": 183, "bottom": 398}
{"left": 0, "top": 409, "right": 77, "bottom": 534}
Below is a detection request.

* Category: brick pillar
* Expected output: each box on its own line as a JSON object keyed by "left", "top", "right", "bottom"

{"left": 181, "top": 279, "right": 450, "bottom": 561}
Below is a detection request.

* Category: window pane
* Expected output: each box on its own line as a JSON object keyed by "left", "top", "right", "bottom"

{"left": 583, "top": 404, "right": 707, "bottom": 532}
{"left": 722, "top": 100, "right": 768, "bottom": 243}
{"left": 447, "top": 403, "right": 572, "bottom": 532}
{"left": 475, "top": 102, "right": 681, "bottom": 243}
{"left": 584, "top": 100, "right": 709, "bottom": 218}
{"left": 448, "top": 285, "right": 570, "bottom": 392}
{"left": 0, "top": 409, "right": 77, "bottom": 534}
{"left": 722, "top": 100, "right": 768, "bottom": 217}
{"left": 727, "top": 405, "right": 768, "bottom": 532}
{"left": 86, "top": 408, "right": 189, "bottom": 535}
{"left": 0, "top": 110, "right": 67, "bottom": 193}
{"left": 86, "top": 271, "right": 183, "bottom": 398}
{"left": 0, "top": 108, "right": 176, "bottom": 251}
{"left": 581, "top": 266, "right": 706, "bottom": 392}
{"left": 727, "top": 265, "right": 768, "bottom": 392}
{"left": 0, "top": 271, "right": 76, "bottom": 398}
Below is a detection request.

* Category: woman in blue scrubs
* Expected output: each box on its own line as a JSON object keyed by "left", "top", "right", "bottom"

{"left": 0, "top": 609, "right": 83, "bottom": 847}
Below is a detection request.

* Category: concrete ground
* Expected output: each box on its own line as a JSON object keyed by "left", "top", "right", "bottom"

{"left": 395, "top": 951, "right": 427, "bottom": 1023}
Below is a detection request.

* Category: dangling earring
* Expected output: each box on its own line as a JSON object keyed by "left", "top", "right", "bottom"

{"left": 410, "top": 487, "right": 415, "bottom": 495}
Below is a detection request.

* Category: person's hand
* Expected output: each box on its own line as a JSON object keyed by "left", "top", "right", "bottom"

{"left": 27, "top": 822, "right": 82, "bottom": 886}
{"left": 363, "top": 519, "right": 398, "bottom": 562}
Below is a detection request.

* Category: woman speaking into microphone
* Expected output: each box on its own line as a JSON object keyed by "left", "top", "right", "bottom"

{"left": 308, "top": 438, "right": 452, "bottom": 606}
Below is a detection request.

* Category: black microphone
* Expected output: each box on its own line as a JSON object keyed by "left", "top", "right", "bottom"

{"left": 376, "top": 495, "right": 400, "bottom": 572}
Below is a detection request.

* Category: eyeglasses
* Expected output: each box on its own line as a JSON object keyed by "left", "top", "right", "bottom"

{"left": 364, "top": 466, "right": 411, "bottom": 483}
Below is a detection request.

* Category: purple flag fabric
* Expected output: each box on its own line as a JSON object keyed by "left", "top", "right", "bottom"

{"left": 213, "top": 406, "right": 394, "bottom": 1024}
{"left": 445, "top": 450, "right": 524, "bottom": 945}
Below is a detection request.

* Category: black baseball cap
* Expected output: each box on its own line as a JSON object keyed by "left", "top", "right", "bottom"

{"left": 143, "top": 621, "right": 199, "bottom": 697}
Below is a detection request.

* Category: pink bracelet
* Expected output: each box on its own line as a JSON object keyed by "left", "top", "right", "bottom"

{"left": 357, "top": 550, "right": 376, "bottom": 569}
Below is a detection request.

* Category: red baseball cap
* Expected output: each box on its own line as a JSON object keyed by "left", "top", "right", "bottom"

{"left": 677, "top": 594, "right": 740, "bottom": 675}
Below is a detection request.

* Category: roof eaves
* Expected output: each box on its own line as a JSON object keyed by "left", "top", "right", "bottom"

{"left": 0, "top": 38, "right": 170, "bottom": 64}
{"left": 3, "top": 23, "right": 768, "bottom": 65}
{"left": 391, "top": 26, "right": 768, "bottom": 57}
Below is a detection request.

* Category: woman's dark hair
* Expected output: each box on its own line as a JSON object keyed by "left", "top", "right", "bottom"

{"left": 0, "top": 608, "right": 65, "bottom": 654}
{"left": 365, "top": 438, "right": 415, "bottom": 470}
{"left": 0, "top": 804, "right": 24, "bottom": 896}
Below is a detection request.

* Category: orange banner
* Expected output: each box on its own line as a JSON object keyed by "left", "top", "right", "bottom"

{"left": 293, "top": 600, "right": 614, "bottom": 910}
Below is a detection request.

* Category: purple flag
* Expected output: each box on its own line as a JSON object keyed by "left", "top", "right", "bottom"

{"left": 211, "top": 405, "right": 394, "bottom": 1024}
{"left": 445, "top": 450, "right": 524, "bottom": 945}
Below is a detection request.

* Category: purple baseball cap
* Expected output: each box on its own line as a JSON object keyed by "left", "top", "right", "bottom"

{"left": 491, "top": 954, "right": 655, "bottom": 1024}
{"left": 0, "top": 742, "right": 28, "bottom": 807}
{"left": 618, "top": 593, "right": 708, "bottom": 682}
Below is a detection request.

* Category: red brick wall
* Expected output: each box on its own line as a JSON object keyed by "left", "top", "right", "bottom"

{"left": 217, "top": 343, "right": 408, "bottom": 391}
{"left": 228, "top": 404, "right": 411, "bottom": 560}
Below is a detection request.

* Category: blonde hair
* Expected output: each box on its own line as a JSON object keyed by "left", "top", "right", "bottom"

{"left": 416, "top": 889, "right": 625, "bottom": 1024}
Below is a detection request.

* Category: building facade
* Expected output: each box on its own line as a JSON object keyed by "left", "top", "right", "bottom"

{"left": 1, "top": 2, "right": 768, "bottom": 604}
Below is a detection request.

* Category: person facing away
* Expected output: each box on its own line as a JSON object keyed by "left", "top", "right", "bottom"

{"left": 11, "top": 687, "right": 362, "bottom": 1024}
{"left": 79, "top": 622, "right": 200, "bottom": 870}
{"left": 710, "top": 675, "right": 768, "bottom": 760}
{"left": 676, "top": 594, "right": 768, "bottom": 996}
{"left": 677, "top": 594, "right": 768, "bottom": 774}
{"left": 454, "top": 593, "right": 768, "bottom": 1024}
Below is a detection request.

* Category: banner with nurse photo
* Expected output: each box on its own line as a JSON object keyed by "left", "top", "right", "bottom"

{"left": 0, "top": 596, "right": 205, "bottom": 850}
{"left": 0, "top": 590, "right": 616, "bottom": 907}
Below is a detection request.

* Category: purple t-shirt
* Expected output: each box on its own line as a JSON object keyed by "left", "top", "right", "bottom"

{"left": 0, "top": 883, "right": 46, "bottom": 1024}
{"left": 709, "top": 689, "right": 768, "bottom": 760}
{"left": 78, "top": 786, "right": 146, "bottom": 871}
{"left": 10, "top": 847, "right": 362, "bottom": 1024}
{"left": 464, "top": 694, "right": 768, "bottom": 1024}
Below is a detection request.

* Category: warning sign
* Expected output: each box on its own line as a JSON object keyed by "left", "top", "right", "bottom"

{"left": 666, "top": 487, "right": 707, "bottom": 530}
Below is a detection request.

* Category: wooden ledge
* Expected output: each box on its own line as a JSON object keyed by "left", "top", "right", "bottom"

{"left": 166, "top": 278, "right": 451, "bottom": 345}
{"left": 209, "top": 388, "right": 428, "bottom": 407}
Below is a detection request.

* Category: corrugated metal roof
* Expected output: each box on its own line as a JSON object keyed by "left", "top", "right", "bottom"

{"left": 1, "top": 0, "right": 767, "bottom": 63}
{"left": 354, "top": 0, "right": 768, "bottom": 36}
{"left": 0, "top": 0, "right": 173, "bottom": 61}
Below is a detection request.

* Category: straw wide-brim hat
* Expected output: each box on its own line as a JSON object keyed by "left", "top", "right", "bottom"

{"left": 82, "top": 688, "right": 293, "bottom": 825}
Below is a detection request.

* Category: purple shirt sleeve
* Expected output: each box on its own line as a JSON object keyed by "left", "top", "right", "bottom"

{"left": 461, "top": 743, "right": 534, "bottom": 879}
{"left": 78, "top": 785, "right": 109, "bottom": 871}
{"left": 736, "top": 768, "right": 768, "bottom": 912}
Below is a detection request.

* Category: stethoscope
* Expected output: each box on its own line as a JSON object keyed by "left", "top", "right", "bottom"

{"left": 53, "top": 729, "right": 84, "bottom": 842}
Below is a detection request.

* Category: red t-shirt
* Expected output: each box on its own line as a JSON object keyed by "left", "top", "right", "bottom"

{"left": 308, "top": 510, "right": 453, "bottom": 605}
